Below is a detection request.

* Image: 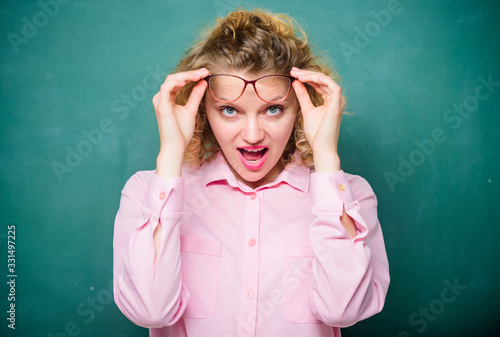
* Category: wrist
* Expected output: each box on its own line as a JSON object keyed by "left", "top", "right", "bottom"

{"left": 313, "top": 151, "right": 341, "bottom": 172}
{"left": 156, "top": 150, "right": 185, "bottom": 179}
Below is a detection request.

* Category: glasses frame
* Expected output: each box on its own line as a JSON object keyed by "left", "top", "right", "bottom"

{"left": 204, "top": 74, "right": 296, "bottom": 104}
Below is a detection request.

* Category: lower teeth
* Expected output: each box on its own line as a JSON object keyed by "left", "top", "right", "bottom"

{"left": 240, "top": 149, "right": 266, "bottom": 163}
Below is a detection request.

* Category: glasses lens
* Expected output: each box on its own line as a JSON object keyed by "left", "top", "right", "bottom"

{"left": 208, "top": 75, "right": 245, "bottom": 102}
{"left": 255, "top": 76, "right": 291, "bottom": 103}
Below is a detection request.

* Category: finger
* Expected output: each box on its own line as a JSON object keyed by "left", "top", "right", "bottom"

{"left": 292, "top": 70, "right": 345, "bottom": 118}
{"left": 291, "top": 67, "right": 327, "bottom": 80}
{"left": 292, "top": 73, "right": 328, "bottom": 95}
{"left": 162, "top": 78, "right": 187, "bottom": 95}
{"left": 317, "top": 75, "right": 343, "bottom": 99}
{"left": 157, "top": 69, "right": 209, "bottom": 109}
{"left": 184, "top": 80, "right": 208, "bottom": 112}
{"left": 294, "top": 73, "right": 334, "bottom": 94}
{"left": 297, "top": 76, "right": 331, "bottom": 96}
{"left": 161, "top": 68, "right": 209, "bottom": 87}
{"left": 291, "top": 67, "right": 332, "bottom": 79}
{"left": 292, "top": 80, "right": 316, "bottom": 112}
{"left": 291, "top": 68, "right": 340, "bottom": 95}
{"left": 306, "top": 81, "right": 328, "bottom": 96}
{"left": 318, "top": 76, "right": 343, "bottom": 110}
{"left": 157, "top": 80, "right": 181, "bottom": 112}
{"left": 152, "top": 92, "right": 159, "bottom": 107}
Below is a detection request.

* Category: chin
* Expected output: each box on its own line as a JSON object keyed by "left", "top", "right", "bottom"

{"left": 234, "top": 161, "right": 280, "bottom": 188}
{"left": 239, "top": 171, "right": 267, "bottom": 183}
{"left": 223, "top": 148, "right": 283, "bottom": 188}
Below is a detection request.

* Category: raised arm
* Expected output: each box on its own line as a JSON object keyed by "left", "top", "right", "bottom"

{"left": 113, "top": 68, "right": 208, "bottom": 327}
{"left": 290, "top": 67, "right": 390, "bottom": 326}
{"left": 309, "top": 171, "right": 390, "bottom": 326}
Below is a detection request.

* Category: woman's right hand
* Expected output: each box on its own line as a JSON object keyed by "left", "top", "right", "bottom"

{"left": 152, "top": 68, "right": 209, "bottom": 178}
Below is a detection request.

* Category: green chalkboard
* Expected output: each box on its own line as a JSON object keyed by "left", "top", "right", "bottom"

{"left": 1, "top": 0, "right": 499, "bottom": 336}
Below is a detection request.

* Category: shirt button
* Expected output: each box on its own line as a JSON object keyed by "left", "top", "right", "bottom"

{"left": 338, "top": 184, "right": 345, "bottom": 192}
{"left": 250, "top": 192, "right": 257, "bottom": 200}
{"left": 159, "top": 192, "right": 166, "bottom": 200}
{"left": 248, "top": 239, "right": 256, "bottom": 246}
{"left": 246, "top": 290, "right": 253, "bottom": 299}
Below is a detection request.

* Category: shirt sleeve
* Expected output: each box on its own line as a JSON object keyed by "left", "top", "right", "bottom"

{"left": 113, "top": 171, "right": 189, "bottom": 328}
{"left": 309, "top": 170, "right": 390, "bottom": 327}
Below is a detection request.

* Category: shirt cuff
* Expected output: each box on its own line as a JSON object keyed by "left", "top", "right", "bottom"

{"left": 142, "top": 174, "right": 184, "bottom": 219}
{"left": 310, "top": 170, "right": 358, "bottom": 211}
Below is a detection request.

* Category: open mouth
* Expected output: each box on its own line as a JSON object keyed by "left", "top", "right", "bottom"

{"left": 238, "top": 147, "right": 268, "bottom": 162}
{"left": 237, "top": 146, "right": 269, "bottom": 169}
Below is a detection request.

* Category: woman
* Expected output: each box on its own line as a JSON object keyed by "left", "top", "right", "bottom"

{"left": 113, "top": 8, "right": 389, "bottom": 337}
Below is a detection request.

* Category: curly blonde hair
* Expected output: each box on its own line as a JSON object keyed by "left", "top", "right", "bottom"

{"left": 174, "top": 8, "right": 339, "bottom": 168}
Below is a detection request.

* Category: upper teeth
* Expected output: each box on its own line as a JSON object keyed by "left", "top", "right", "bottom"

{"left": 244, "top": 148, "right": 265, "bottom": 152}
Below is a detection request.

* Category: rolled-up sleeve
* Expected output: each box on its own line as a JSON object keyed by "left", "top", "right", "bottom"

{"left": 309, "top": 170, "right": 390, "bottom": 327}
{"left": 113, "top": 172, "right": 189, "bottom": 328}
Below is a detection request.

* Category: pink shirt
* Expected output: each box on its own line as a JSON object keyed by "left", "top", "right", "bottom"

{"left": 113, "top": 152, "right": 390, "bottom": 337}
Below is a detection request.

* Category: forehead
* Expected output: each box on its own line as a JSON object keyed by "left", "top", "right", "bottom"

{"left": 210, "top": 68, "right": 277, "bottom": 79}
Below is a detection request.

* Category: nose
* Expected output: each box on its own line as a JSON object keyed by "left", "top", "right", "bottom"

{"left": 241, "top": 115, "right": 265, "bottom": 144}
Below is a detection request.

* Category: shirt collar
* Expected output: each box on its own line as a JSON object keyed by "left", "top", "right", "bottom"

{"left": 201, "top": 151, "right": 310, "bottom": 193}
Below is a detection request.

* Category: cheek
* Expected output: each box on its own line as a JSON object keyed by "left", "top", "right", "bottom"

{"left": 208, "top": 120, "right": 224, "bottom": 142}
{"left": 205, "top": 107, "right": 221, "bottom": 134}
{"left": 206, "top": 113, "right": 232, "bottom": 146}
{"left": 273, "top": 114, "right": 296, "bottom": 144}
{"left": 275, "top": 127, "right": 294, "bottom": 145}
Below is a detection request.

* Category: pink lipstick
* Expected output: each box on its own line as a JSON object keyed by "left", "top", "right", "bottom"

{"left": 237, "top": 146, "right": 269, "bottom": 170}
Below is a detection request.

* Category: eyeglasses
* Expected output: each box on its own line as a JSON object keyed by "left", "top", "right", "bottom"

{"left": 204, "top": 74, "right": 295, "bottom": 103}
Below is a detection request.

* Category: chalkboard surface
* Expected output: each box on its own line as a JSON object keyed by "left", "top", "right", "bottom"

{"left": 1, "top": 0, "right": 499, "bottom": 336}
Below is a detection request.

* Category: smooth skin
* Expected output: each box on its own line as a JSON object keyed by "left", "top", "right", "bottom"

{"left": 151, "top": 67, "right": 356, "bottom": 261}
{"left": 204, "top": 70, "right": 299, "bottom": 190}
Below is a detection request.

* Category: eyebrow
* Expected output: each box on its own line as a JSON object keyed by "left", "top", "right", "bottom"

{"left": 222, "top": 96, "right": 292, "bottom": 104}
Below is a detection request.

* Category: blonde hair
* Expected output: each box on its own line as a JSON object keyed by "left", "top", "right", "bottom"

{"left": 174, "top": 8, "right": 339, "bottom": 168}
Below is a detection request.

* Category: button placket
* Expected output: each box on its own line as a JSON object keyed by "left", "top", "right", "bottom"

{"left": 237, "top": 190, "right": 260, "bottom": 327}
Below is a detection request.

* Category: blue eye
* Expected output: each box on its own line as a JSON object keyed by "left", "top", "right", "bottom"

{"left": 220, "top": 106, "right": 238, "bottom": 117}
{"left": 265, "top": 105, "right": 283, "bottom": 116}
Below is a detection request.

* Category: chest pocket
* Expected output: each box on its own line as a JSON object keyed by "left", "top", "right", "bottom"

{"left": 180, "top": 235, "right": 221, "bottom": 318}
{"left": 282, "top": 241, "right": 320, "bottom": 324}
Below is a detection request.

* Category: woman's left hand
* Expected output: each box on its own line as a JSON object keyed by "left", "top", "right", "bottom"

{"left": 290, "top": 67, "right": 345, "bottom": 171}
